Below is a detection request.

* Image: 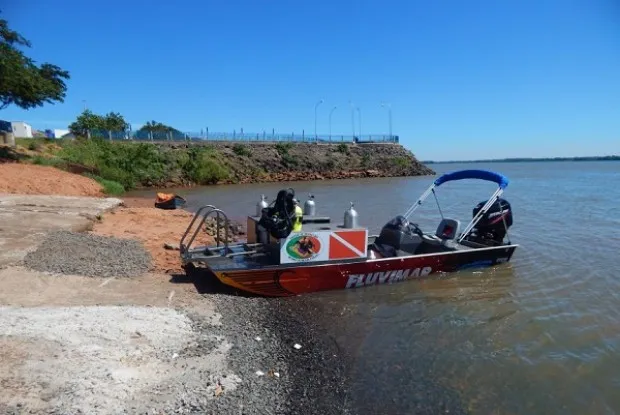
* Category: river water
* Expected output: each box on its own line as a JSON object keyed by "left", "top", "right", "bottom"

{"left": 130, "top": 161, "right": 620, "bottom": 414}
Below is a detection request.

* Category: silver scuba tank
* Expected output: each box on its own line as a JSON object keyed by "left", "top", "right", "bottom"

{"left": 256, "top": 194, "right": 268, "bottom": 216}
{"left": 303, "top": 193, "right": 316, "bottom": 216}
{"left": 344, "top": 202, "right": 359, "bottom": 228}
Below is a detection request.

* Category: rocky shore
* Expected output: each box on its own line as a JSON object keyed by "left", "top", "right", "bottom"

{"left": 3, "top": 139, "right": 435, "bottom": 192}
{"left": 149, "top": 141, "right": 435, "bottom": 188}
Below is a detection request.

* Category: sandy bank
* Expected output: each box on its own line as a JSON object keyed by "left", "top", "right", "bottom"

{"left": 0, "top": 163, "right": 103, "bottom": 197}
{"left": 91, "top": 206, "right": 213, "bottom": 273}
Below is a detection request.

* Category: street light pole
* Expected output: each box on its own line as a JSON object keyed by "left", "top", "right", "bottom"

{"left": 356, "top": 107, "right": 362, "bottom": 140}
{"left": 381, "top": 102, "right": 392, "bottom": 139}
{"left": 314, "top": 99, "right": 324, "bottom": 141}
{"left": 328, "top": 106, "right": 337, "bottom": 141}
{"left": 349, "top": 100, "right": 355, "bottom": 138}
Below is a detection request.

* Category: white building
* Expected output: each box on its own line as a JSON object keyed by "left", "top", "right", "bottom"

{"left": 11, "top": 121, "right": 33, "bottom": 138}
{"left": 53, "top": 129, "right": 70, "bottom": 138}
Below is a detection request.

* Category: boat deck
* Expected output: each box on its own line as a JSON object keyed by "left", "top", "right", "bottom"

{"left": 181, "top": 235, "right": 491, "bottom": 273}
{"left": 180, "top": 211, "right": 500, "bottom": 272}
{"left": 181, "top": 238, "right": 373, "bottom": 271}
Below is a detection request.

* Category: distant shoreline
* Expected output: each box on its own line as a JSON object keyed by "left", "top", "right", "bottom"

{"left": 423, "top": 155, "right": 620, "bottom": 164}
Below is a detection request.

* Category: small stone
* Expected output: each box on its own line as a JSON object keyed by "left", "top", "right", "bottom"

{"left": 163, "top": 242, "right": 179, "bottom": 250}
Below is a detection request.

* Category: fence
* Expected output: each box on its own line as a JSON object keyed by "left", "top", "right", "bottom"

{"left": 84, "top": 129, "right": 399, "bottom": 144}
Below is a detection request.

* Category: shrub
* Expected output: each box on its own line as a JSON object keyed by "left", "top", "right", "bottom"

{"left": 31, "top": 155, "right": 65, "bottom": 167}
{"left": 232, "top": 143, "right": 252, "bottom": 157}
{"left": 85, "top": 174, "right": 125, "bottom": 195}
{"left": 361, "top": 153, "right": 371, "bottom": 167}
{"left": 336, "top": 143, "right": 349, "bottom": 154}
{"left": 275, "top": 142, "right": 293, "bottom": 155}
{"left": 281, "top": 153, "right": 298, "bottom": 168}
{"left": 394, "top": 157, "right": 409, "bottom": 168}
{"left": 325, "top": 157, "right": 336, "bottom": 170}
{"left": 183, "top": 147, "right": 230, "bottom": 184}
{"left": 57, "top": 138, "right": 169, "bottom": 189}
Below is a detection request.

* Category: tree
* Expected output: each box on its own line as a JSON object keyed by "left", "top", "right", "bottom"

{"left": 68, "top": 110, "right": 129, "bottom": 136}
{"left": 139, "top": 120, "right": 181, "bottom": 134}
{"left": 0, "top": 15, "right": 70, "bottom": 111}
{"left": 68, "top": 110, "right": 103, "bottom": 136}
{"left": 101, "top": 112, "right": 129, "bottom": 132}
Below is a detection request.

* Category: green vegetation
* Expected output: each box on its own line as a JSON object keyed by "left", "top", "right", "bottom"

{"left": 275, "top": 142, "right": 293, "bottom": 155}
{"left": 15, "top": 137, "right": 50, "bottom": 148}
{"left": 232, "top": 143, "right": 252, "bottom": 157}
{"left": 68, "top": 110, "right": 129, "bottom": 136}
{"left": 7, "top": 139, "right": 430, "bottom": 194}
{"left": 335, "top": 143, "right": 349, "bottom": 155}
{"left": 182, "top": 146, "right": 230, "bottom": 184}
{"left": 275, "top": 142, "right": 297, "bottom": 168}
{"left": 0, "top": 14, "right": 70, "bottom": 111}
{"left": 138, "top": 120, "right": 184, "bottom": 137}
{"left": 85, "top": 174, "right": 125, "bottom": 195}
{"left": 394, "top": 157, "right": 409, "bottom": 168}
{"left": 28, "top": 139, "right": 232, "bottom": 191}
{"left": 361, "top": 152, "right": 371, "bottom": 167}
{"left": 31, "top": 154, "right": 64, "bottom": 167}
{"left": 281, "top": 153, "right": 299, "bottom": 168}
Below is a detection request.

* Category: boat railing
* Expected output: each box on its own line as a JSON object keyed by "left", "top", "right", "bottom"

{"left": 179, "top": 205, "right": 230, "bottom": 255}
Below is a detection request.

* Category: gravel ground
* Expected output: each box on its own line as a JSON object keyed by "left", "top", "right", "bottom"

{"left": 192, "top": 294, "right": 353, "bottom": 415}
{"left": 0, "top": 298, "right": 351, "bottom": 415}
{"left": 22, "top": 231, "right": 152, "bottom": 277}
{"left": 0, "top": 305, "right": 241, "bottom": 415}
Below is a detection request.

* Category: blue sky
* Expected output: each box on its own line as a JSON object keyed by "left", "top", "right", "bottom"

{"left": 2, "top": 0, "right": 619, "bottom": 161}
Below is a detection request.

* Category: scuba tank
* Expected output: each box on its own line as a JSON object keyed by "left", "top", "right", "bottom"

{"left": 256, "top": 194, "right": 269, "bottom": 216}
{"left": 303, "top": 193, "right": 316, "bottom": 216}
{"left": 344, "top": 202, "right": 359, "bottom": 228}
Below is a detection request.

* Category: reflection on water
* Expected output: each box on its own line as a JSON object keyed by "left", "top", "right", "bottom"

{"left": 128, "top": 161, "right": 620, "bottom": 414}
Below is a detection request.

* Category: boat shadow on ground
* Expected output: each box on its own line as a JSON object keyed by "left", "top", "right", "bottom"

{"left": 168, "top": 265, "right": 258, "bottom": 298}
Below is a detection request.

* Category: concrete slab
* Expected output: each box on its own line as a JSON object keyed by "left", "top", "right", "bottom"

{"left": 0, "top": 194, "right": 123, "bottom": 267}
{"left": 0, "top": 194, "right": 122, "bottom": 217}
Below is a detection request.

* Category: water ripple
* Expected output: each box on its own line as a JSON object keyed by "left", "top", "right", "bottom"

{"left": 159, "top": 161, "right": 620, "bottom": 414}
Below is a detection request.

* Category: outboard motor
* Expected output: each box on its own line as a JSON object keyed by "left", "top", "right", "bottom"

{"left": 467, "top": 198, "right": 513, "bottom": 245}
{"left": 257, "top": 188, "right": 296, "bottom": 242}
{"left": 373, "top": 215, "right": 423, "bottom": 257}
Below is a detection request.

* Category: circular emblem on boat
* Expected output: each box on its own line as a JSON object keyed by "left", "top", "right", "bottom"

{"left": 285, "top": 234, "right": 322, "bottom": 261}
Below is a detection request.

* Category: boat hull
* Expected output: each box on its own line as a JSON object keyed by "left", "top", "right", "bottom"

{"left": 210, "top": 244, "right": 518, "bottom": 297}
{"left": 154, "top": 196, "right": 186, "bottom": 210}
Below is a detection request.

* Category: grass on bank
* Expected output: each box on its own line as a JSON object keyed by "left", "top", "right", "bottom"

{"left": 84, "top": 174, "right": 126, "bottom": 196}
{"left": 16, "top": 137, "right": 231, "bottom": 195}
{"left": 28, "top": 138, "right": 231, "bottom": 192}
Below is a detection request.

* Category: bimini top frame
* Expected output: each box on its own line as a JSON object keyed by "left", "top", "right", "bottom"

{"left": 403, "top": 169, "right": 510, "bottom": 243}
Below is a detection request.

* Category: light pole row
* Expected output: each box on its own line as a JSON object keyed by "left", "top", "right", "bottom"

{"left": 315, "top": 100, "right": 393, "bottom": 141}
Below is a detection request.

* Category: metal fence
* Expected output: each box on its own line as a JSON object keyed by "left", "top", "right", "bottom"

{"left": 85, "top": 129, "right": 399, "bottom": 144}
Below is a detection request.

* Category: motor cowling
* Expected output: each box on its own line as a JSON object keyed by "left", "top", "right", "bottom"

{"left": 470, "top": 198, "right": 513, "bottom": 244}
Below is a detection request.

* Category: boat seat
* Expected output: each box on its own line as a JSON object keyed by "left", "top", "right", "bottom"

{"left": 435, "top": 218, "right": 461, "bottom": 241}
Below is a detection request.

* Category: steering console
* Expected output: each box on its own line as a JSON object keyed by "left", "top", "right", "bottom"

{"left": 407, "top": 222, "right": 424, "bottom": 238}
